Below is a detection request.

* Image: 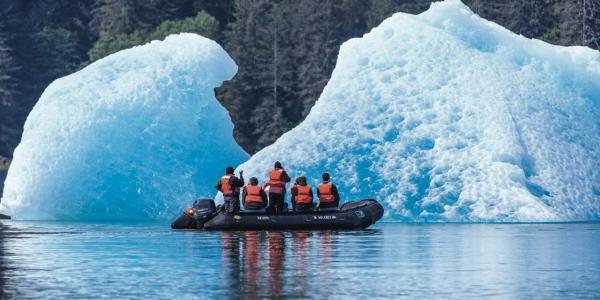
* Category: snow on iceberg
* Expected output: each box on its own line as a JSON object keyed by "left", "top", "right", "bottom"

{"left": 239, "top": 0, "right": 600, "bottom": 222}
{"left": 1, "top": 33, "right": 248, "bottom": 220}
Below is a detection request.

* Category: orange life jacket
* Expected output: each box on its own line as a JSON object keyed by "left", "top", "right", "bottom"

{"left": 221, "top": 175, "right": 239, "bottom": 196}
{"left": 268, "top": 169, "right": 285, "bottom": 186}
{"left": 295, "top": 185, "right": 312, "bottom": 204}
{"left": 267, "top": 169, "right": 286, "bottom": 194}
{"left": 245, "top": 185, "right": 263, "bottom": 205}
{"left": 318, "top": 182, "right": 335, "bottom": 203}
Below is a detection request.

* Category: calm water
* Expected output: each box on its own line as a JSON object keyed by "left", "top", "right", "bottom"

{"left": 1, "top": 221, "right": 599, "bottom": 299}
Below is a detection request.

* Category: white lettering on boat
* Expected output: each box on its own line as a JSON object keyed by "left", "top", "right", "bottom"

{"left": 313, "top": 215, "right": 336, "bottom": 220}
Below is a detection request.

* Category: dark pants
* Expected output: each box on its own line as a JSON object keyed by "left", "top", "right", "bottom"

{"left": 295, "top": 203, "right": 313, "bottom": 212}
{"left": 244, "top": 204, "right": 265, "bottom": 212}
{"left": 318, "top": 201, "right": 338, "bottom": 210}
{"left": 268, "top": 193, "right": 285, "bottom": 213}
{"left": 223, "top": 196, "right": 240, "bottom": 213}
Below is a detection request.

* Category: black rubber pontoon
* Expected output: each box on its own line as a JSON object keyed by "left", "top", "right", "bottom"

{"left": 171, "top": 199, "right": 383, "bottom": 230}
{"left": 0, "top": 213, "right": 10, "bottom": 220}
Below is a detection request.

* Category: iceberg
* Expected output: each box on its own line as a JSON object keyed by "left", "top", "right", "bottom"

{"left": 239, "top": 0, "right": 600, "bottom": 221}
{"left": 1, "top": 33, "right": 248, "bottom": 220}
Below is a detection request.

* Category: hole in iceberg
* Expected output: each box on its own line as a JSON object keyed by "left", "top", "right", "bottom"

{"left": 405, "top": 119, "right": 422, "bottom": 130}
{"left": 440, "top": 192, "right": 459, "bottom": 205}
{"left": 418, "top": 138, "right": 435, "bottom": 150}
{"left": 525, "top": 181, "right": 551, "bottom": 198}
{"left": 384, "top": 130, "right": 399, "bottom": 142}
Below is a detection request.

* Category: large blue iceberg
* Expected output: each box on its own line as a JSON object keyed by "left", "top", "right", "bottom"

{"left": 1, "top": 33, "right": 248, "bottom": 220}
{"left": 239, "top": 0, "right": 600, "bottom": 221}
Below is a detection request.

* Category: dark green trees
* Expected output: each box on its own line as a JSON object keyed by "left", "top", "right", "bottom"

{"left": 219, "top": 0, "right": 294, "bottom": 149}
{"left": 0, "top": 28, "right": 21, "bottom": 156}
{"left": 219, "top": 0, "right": 371, "bottom": 152}
{"left": 88, "top": 11, "right": 219, "bottom": 63}
{"left": 90, "top": 0, "right": 140, "bottom": 34}
{"left": 0, "top": 29, "right": 19, "bottom": 107}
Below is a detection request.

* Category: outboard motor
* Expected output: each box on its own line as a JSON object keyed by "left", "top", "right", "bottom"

{"left": 171, "top": 198, "right": 217, "bottom": 229}
{"left": 191, "top": 198, "right": 217, "bottom": 227}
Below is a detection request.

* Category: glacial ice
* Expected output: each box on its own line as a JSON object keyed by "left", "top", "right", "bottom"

{"left": 1, "top": 34, "right": 248, "bottom": 220}
{"left": 239, "top": 0, "right": 600, "bottom": 221}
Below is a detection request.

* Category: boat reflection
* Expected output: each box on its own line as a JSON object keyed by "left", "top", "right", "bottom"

{"left": 244, "top": 231, "right": 260, "bottom": 298}
{"left": 267, "top": 231, "right": 285, "bottom": 298}
{"left": 220, "top": 231, "right": 242, "bottom": 295}
{"left": 291, "top": 231, "right": 310, "bottom": 297}
{"left": 219, "top": 230, "right": 343, "bottom": 298}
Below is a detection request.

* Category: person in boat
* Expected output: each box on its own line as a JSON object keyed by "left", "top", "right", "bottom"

{"left": 316, "top": 172, "right": 340, "bottom": 211}
{"left": 242, "top": 177, "right": 268, "bottom": 212}
{"left": 264, "top": 161, "right": 291, "bottom": 213}
{"left": 290, "top": 176, "right": 314, "bottom": 212}
{"left": 215, "top": 166, "right": 244, "bottom": 213}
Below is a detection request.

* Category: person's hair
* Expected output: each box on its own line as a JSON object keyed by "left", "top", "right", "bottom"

{"left": 298, "top": 176, "right": 307, "bottom": 185}
{"left": 322, "top": 172, "right": 330, "bottom": 181}
{"left": 225, "top": 166, "right": 235, "bottom": 174}
{"left": 249, "top": 177, "right": 258, "bottom": 185}
{"left": 274, "top": 161, "right": 282, "bottom": 169}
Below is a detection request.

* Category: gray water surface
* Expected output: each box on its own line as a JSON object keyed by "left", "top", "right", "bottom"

{"left": 1, "top": 222, "right": 599, "bottom": 299}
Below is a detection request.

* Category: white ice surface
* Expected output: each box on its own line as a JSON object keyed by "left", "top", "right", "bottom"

{"left": 239, "top": 0, "right": 600, "bottom": 221}
{"left": 1, "top": 33, "right": 248, "bottom": 220}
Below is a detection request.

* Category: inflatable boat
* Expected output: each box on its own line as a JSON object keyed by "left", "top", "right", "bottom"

{"left": 171, "top": 198, "right": 384, "bottom": 230}
{"left": 0, "top": 213, "right": 10, "bottom": 220}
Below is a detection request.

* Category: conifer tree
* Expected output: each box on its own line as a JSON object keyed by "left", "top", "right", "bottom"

{"left": 33, "top": 27, "right": 82, "bottom": 81}
{"left": 90, "top": 0, "right": 140, "bottom": 35}
{"left": 0, "top": 32, "right": 19, "bottom": 107}
{"left": 0, "top": 30, "right": 21, "bottom": 157}
{"left": 582, "top": 0, "right": 600, "bottom": 49}
{"left": 366, "top": 0, "right": 397, "bottom": 29}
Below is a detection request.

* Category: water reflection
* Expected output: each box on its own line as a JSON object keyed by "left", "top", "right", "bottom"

{"left": 291, "top": 231, "right": 310, "bottom": 298}
{"left": 243, "top": 231, "right": 260, "bottom": 298}
{"left": 220, "top": 232, "right": 241, "bottom": 296}
{"left": 0, "top": 223, "right": 23, "bottom": 299}
{"left": 219, "top": 230, "right": 380, "bottom": 299}
{"left": 267, "top": 231, "right": 285, "bottom": 298}
{"left": 0, "top": 224, "right": 7, "bottom": 299}
{"left": 2, "top": 223, "right": 598, "bottom": 299}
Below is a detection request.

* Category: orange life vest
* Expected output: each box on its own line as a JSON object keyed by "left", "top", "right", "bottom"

{"left": 268, "top": 169, "right": 285, "bottom": 186}
{"left": 318, "top": 182, "right": 335, "bottom": 202}
{"left": 295, "top": 185, "right": 312, "bottom": 204}
{"left": 267, "top": 169, "right": 286, "bottom": 194}
{"left": 245, "top": 185, "right": 263, "bottom": 205}
{"left": 221, "top": 175, "right": 239, "bottom": 196}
